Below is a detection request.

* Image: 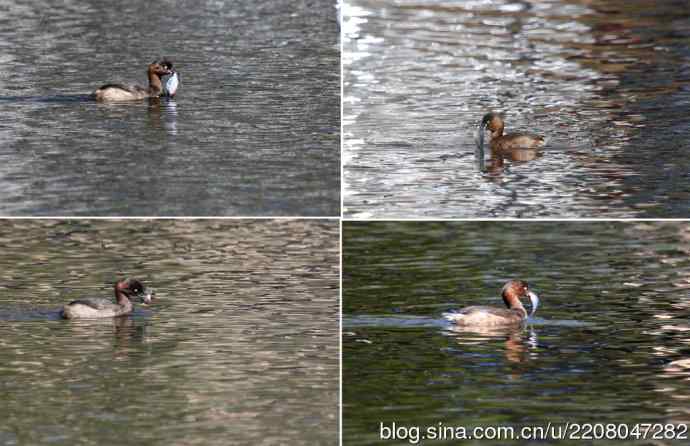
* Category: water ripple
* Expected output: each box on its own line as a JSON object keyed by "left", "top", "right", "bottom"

{"left": 0, "top": 220, "right": 339, "bottom": 445}
{"left": 344, "top": 0, "right": 690, "bottom": 217}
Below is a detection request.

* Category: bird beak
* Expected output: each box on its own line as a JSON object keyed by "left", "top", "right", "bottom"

{"left": 527, "top": 291, "right": 539, "bottom": 316}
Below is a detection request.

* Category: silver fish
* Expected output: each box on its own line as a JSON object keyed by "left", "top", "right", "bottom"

{"left": 162, "top": 71, "right": 179, "bottom": 97}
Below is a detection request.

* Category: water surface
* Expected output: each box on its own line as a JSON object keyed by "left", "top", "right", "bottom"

{"left": 0, "top": 0, "right": 340, "bottom": 216}
{"left": 0, "top": 220, "right": 339, "bottom": 445}
{"left": 343, "top": 0, "right": 690, "bottom": 218}
{"left": 344, "top": 222, "right": 690, "bottom": 445}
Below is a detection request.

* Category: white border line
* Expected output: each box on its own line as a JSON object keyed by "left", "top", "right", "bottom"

{"left": 338, "top": 217, "right": 343, "bottom": 446}
{"left": 0, "top": 216, "right": 342, "bottom": 220}
{"left": 340, "top": 0, "right": 345, "bottom": 223}
{"left": 340, "top": 218, "right": 690, "bottom": 222}
{"left": 339, "top": 2, "right": 344, "bottom": 445}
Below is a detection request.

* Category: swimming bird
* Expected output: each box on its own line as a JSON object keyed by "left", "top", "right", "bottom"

{"left": 475, "top": 113, "right": 544, "bottom": 171}
{"left": 443, "top": 280, "right": 539, "bottom": 326}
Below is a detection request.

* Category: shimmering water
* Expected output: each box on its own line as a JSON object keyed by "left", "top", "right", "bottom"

{"left": 343, "top": 0, "right": 690, "bottom": 218}
{"left": 344, "top": 222, "right": 690, "bottom": 445}
{"left": 0, "top": 0, "right": 340, "bottom": 216}
{"left": 0, "top": 220, "right": 339, "bottom": 445}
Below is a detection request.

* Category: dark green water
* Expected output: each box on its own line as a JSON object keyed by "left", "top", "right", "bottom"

{"left": 0, "top": 220, "right": 339, "bottom": 446}
{"left": 343, "top": 222, "right": 690, "bottom": 445}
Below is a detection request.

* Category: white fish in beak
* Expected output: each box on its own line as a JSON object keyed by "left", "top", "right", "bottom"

{"left": 528, "top": 291, "right": 539, "bottom": 316}
{"left": 163, "top": 71, "right": 179, "bottom": 97}
{"left": 139, "top": 288, "right": 155, "bottom": 305}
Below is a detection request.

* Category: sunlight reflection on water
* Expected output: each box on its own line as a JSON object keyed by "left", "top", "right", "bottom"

{"left": 344, "top": 0, "right": 690, "bottom": 218}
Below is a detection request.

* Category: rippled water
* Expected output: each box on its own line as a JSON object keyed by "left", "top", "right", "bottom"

{"left": 343, "top": 0, "right": 690, "bottom": 218}
{"left": 0, "top": 0, "right": 340, "bottom": 216}
{"left": 0, "top": 220, "right": 339, "bottom": 445}
{"left": 343, "top": 222, "right": 690, "bottom": 445}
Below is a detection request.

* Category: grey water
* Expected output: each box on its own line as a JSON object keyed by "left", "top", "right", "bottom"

{"left": 343, "top": 0, "right": 690, "bottom": 218}
{"left": 0, "top": 0, "right": 340, "bottom": 216}
{"left": 0, "top": 220, "right": 339, "bottom": 445}
{"left": 343, "top": 222, "right": 690, "bottom": 445}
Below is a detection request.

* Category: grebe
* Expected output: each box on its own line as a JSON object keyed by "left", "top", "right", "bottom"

{"left": 94, "top": 61, "right": 172, "bottom": 102}
{"left": 478, "top": 113, "right": 545, "bottom": 152}
{"left": 61, "top": 278, "right": 154, "bottom": 320}
{"left": 443, "top": 280, "right": 539, "bottom": 326}
{"left": 474, "top": 113, "right": 544, "bottom": 172}
{"left": 160, "top": 59, "right": 180, "bottom": 97}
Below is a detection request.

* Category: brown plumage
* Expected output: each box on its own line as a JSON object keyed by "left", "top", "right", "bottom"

{"left": 480, "top": 113, "right": 545, "bottom": 152}
{"left": 475, "top": 113, "right": 544, "bottom": 172}
{"left": 443, "top": 280, "right": 540, "bottom": 327}
{"left": 61, "top": 278, "right": 154, "bottom": 319}
{"left": 94, "top": 61, "right": 172, "bottom": 102}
